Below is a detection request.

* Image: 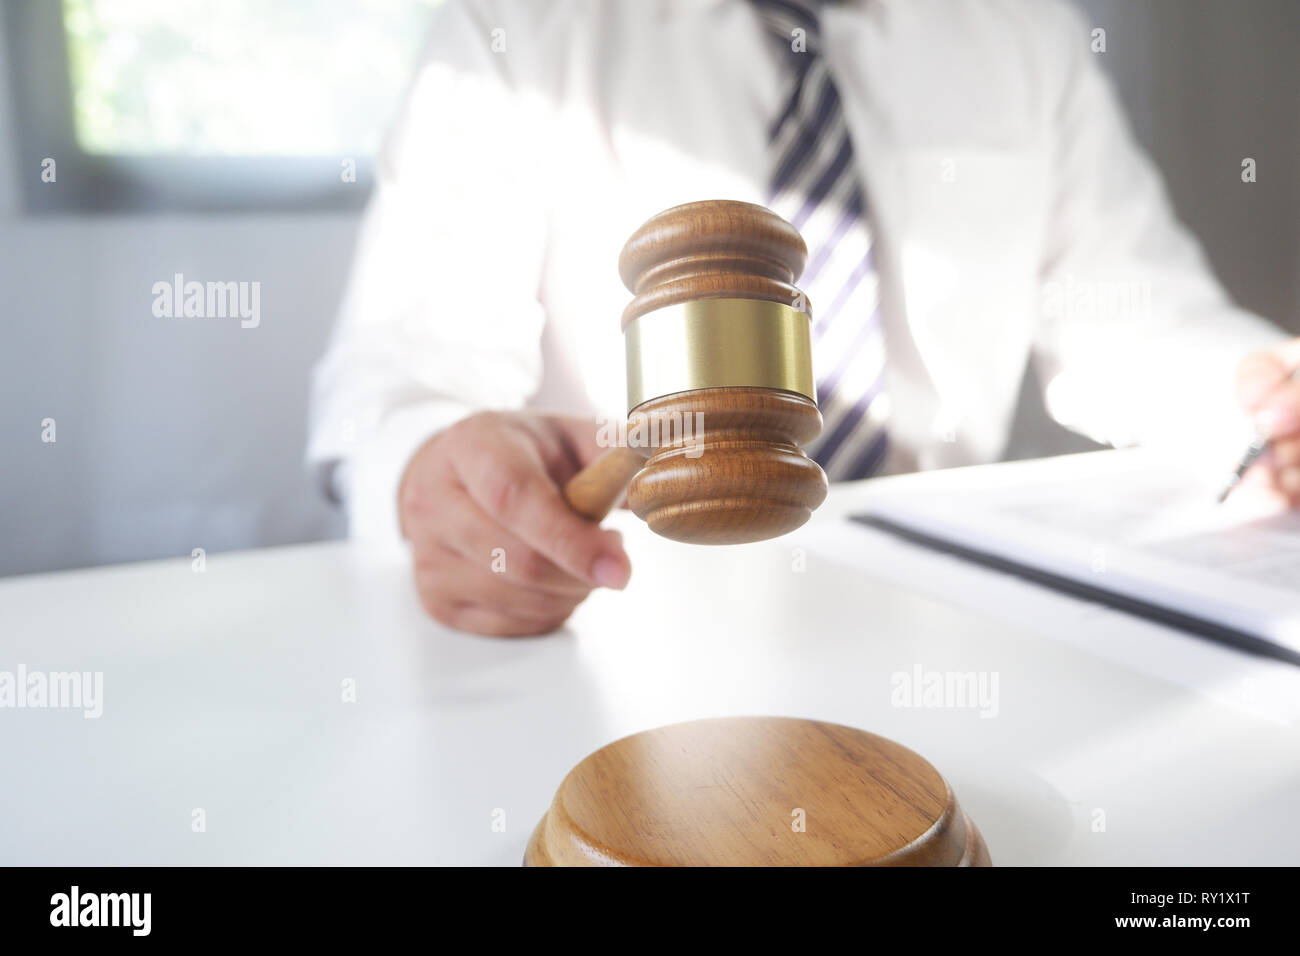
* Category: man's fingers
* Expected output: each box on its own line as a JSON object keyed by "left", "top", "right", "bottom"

{"left": 420, "top": 486, "right": 593, "bottom": 597}
{"left": 414, "top": 544, "right": 585, "bottom": 620}
{"left": 1237, "top": 352, "right": 1289, "bottom": 409}
{"left": 1271, "top": 436, "right": 1300, "bottom": 468}
{"left": 1262, "top": 441, "right": 1300, "bottom": 498}
{"left": 1238, "top": 349, "right": 1300, "bottom": 436}
{"left": 549, "top": 415, "right": 612, "bottom": 470}
{"left": 413, "top": 552, "right": 583, "bottom": 635}
{"left": 1278, "top": 470, "right": 1300, "bottom": 499}
{"left": 1237, "top": 448, "right": 1300, "bottom": 508}
{"left": 1256, "top": 381, "right": 1300, "bottom": 439}
{"left": 421, "top": 596, "right": 571, "bottom": 637}
{"left": 399, "top": 411, "right": 639, "bottom": 637}
{"left": 454, "top": 429, "right": 631, "bottom": 589}
{"left": 1237, "top": 342, "right": 1300, "bottom": 511}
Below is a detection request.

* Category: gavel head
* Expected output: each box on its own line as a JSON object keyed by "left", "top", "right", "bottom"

{"left": 618, "top": 200, "right": 828, "bottom": 544}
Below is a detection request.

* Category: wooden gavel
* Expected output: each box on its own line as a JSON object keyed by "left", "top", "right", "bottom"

{"left": 563, "top": 200, "right": 828, "bottom": 544}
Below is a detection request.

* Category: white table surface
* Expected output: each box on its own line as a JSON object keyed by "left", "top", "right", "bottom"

{"left": 2, "top": 476, "right": 1299, "bottom": 866}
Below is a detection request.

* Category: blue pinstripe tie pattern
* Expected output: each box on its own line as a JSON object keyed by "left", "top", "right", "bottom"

{"left": 754, "top": 0, "right": 890, "bottom": 481}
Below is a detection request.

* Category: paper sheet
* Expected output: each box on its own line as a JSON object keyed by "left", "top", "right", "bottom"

{"left": 857, "top": 450, "right": 1300, "bottom": 654}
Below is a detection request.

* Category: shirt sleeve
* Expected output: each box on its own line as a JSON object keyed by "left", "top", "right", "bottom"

{"left": 306, "top": 0, "right": 551, "bottom": 545}
{"left": 1030, "top": 1, "right": 1286, "bottom": 454}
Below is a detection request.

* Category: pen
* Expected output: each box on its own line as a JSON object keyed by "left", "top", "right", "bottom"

{"left": 1216, "top": 368, "right": 1299, "bottom": 503}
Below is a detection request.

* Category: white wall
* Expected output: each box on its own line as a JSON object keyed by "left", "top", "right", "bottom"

{"left": 0, "top": 211, "right": 356, "bottom": 575}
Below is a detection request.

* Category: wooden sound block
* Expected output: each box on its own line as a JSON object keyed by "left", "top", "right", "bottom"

{"left": 525, "top": 716, "right": 990, "bottom": 867}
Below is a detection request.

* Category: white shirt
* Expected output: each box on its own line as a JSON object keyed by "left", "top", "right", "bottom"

{"left": 308, "top": 0, "right": 1285, "bottom": 542}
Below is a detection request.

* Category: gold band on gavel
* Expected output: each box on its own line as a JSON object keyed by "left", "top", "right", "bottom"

{"left": 624, "top": 298, "right": 816, "bottom": 412}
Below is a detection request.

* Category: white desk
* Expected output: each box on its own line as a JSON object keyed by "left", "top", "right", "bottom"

{"left": 2, "top": 480, "right": 1299, "bottom": 865}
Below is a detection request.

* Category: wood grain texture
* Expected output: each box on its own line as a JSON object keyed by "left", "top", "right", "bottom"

{"left": 561, "top": 200, "right": 828, "bottom": 544}
{"left": 627, "top": 387, "right": 826, "bottom": 544}
{"left": 618, "top": 200, "right": 809, "bottom": 328}
{"left": 563, "top": 446, "right": 643, "bottom": 521}
{"left": 525, "top": 716, "right": 991, "bottom": 867}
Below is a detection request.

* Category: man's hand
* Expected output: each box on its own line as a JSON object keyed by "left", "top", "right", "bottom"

{"left": 1237, "top": 339, "right": 1300, "bottom": 505}
{"left": 398, "top": 411, "right": 631, "bottom": 636}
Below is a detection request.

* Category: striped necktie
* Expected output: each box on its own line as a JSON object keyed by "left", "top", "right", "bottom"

{"left": 754, "top": 0, "right": 890, "bottom": 481}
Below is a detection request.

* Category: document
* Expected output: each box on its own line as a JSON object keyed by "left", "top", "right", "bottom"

{"left": 853, "top": 449, "right": 1300, "bottom": 658}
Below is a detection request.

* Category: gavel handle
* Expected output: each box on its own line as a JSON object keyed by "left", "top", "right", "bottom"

{"left": 563, "top": 446, "right": 643, "bottom": 522}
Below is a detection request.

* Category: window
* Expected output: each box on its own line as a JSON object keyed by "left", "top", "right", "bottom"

{"left": 6, "top": 0, "right": 442, "bottom": 212}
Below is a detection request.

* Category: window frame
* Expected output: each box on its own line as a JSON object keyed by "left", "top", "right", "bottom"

{"left": 4, "top": 0, "right": 375, "bottom": 215}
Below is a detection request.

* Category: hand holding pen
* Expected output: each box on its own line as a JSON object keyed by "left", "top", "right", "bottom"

{"left": 1222, "top": 344, "right": 1300, "bottom": 504}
